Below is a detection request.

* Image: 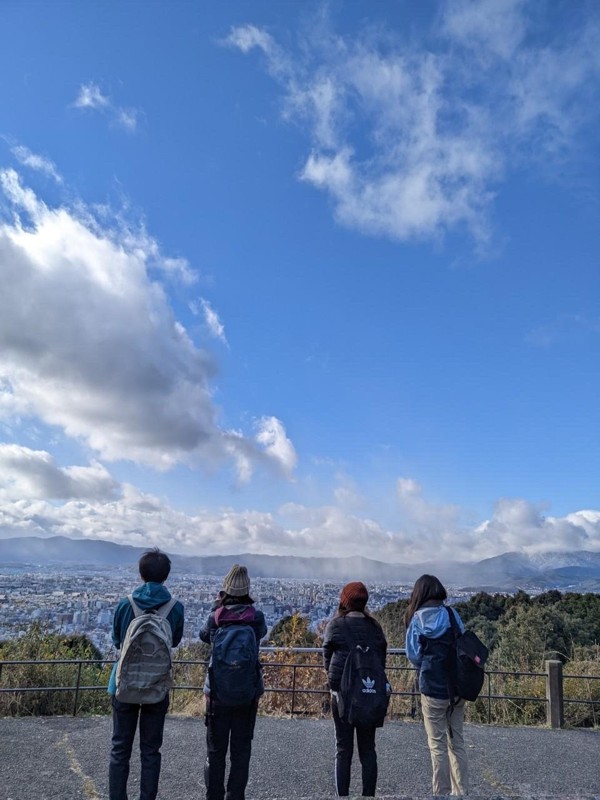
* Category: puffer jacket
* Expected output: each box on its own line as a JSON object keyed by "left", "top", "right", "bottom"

{"left": 200, "top": 603, "right": 267, "bottom": 699}
{"left": 322, "top": 612, "right": 388, "bottom": 691}
{"left": 405, "top": 601, "right": 464, "bottom": 699}
{"left": 108, "top": 581, "right": 184, "bottom": 695}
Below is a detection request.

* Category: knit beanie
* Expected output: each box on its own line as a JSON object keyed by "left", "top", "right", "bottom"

{"left": 339, "top": 581, "right": 369, "bottom": 610}
{"left": 223, "top": 564, "right": 250, "bottom": 597}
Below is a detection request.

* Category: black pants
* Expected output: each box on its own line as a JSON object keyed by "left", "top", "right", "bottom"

{"left": 204, "top": 700, "right": 258, "bottom": 800}
{"left": 109, "top": 694, "right": 169, "bottom": 800}
{"left": 332, "top": 696, "right": 378, "bottom": 797}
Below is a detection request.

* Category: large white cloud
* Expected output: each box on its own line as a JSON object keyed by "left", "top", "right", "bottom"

{"left": 1, "top": 450, "right": 597, "bottom": 561}
{"left": 0, "top": 444, "right": 118, "bottom": 502}
{"left": 0, "top": 170, "right": 295, "bottom": 479}
{"left": 226, "top": 3, "right": 600, "bottom": 244}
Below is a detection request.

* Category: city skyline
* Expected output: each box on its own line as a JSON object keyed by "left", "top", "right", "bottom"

{"left": 0, "top": 1, "right": 599, "bottom": 563}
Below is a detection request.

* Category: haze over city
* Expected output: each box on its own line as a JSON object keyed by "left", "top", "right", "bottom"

{"left": 0, "top": 0, "right": 599, "bottom": 565}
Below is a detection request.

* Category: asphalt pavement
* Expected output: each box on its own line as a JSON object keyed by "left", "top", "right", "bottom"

{"left": 1, "top": 714, "right": 599, "bottom": 800}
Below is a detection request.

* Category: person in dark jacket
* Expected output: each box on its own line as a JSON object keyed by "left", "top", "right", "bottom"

{"left": 108, "top": 548, "right": 184, "bottom": 800}
{"left": 405, "top": 574, "right": 468, "bottom": 798}
{"left": 200, "top": 564, "right": 267, "bottom": 800}
{"left": 323, "top": 581, "right": 388, "bottom": 798}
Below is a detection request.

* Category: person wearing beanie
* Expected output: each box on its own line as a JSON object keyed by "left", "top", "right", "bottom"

{"left": 200, "top": 565, "right": 266, "bottom": 800}
{"left": 323, "top": 581, "right": 388, "bottom": 797}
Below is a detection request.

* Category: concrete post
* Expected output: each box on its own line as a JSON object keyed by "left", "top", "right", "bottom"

{"left": 545, "top": 659, "right": 564, "bottom": 728}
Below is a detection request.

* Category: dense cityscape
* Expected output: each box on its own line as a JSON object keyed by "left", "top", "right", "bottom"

{"left": 0, "top": 566, "right": 469, "bottom": 652}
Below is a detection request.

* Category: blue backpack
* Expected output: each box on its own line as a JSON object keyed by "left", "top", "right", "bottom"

{"left": 209, "top": 623, "right": 259, "bottom": 706}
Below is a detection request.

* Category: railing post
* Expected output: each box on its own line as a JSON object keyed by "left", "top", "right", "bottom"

{"left": 290, "top": 664, "right": 297, "bottom": 716}
{"left": 73, "top": 661, "right": 83, "bottom": 717}
{"left": 545, "top": 659, "right": 564, "bottom": 728}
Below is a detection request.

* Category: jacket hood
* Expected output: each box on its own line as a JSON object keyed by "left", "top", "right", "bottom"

{"left": 132, "top": 582, "right": 172, "bottom": 610}
{"left": 413, "top": 604, "right": 451, "bottom": 639}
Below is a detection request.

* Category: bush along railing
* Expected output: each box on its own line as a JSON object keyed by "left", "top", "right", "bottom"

{"left": 1, "top": 649, "right": 599, "bottom": 727}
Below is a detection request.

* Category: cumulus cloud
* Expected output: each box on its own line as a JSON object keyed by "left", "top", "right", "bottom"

{"left": 0, "top": 444, "right": 118, "bottom": 501}
{"left": 0, "top": 461, "right": 598, "bottom": 560}
{"left": 227, "top": 3, "right": 600, "bottom": 245}
{"left": 255, "top": 416, "right": 298, "bottom": 478}
{"left": 72, "top": 82, "right": 139, "bottom": 132}
{"left": 474, "top": 498, "right": 600, "bottom": 556}
{"left": 10, "top": 145, "right": 62, "bottom": 183}
{"left": 0, "top": 169, "right": 295, "bottom": 479}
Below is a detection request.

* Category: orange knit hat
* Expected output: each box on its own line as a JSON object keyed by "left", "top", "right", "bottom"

{"left": 339, "top": 581, "right": 369, "bottom": 610}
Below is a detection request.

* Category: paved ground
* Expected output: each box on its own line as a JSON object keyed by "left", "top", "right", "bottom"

{"left": 0, "top": 714, "right": 599, "bottom": 800}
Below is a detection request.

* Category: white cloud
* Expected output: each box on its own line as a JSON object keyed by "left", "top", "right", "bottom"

{"left": 255, "top": 416, "right": 297, "bottom": 478}
{"left": 225, "top": 24, "right": 276, "bottom": 57}
{"left": 440, "top": 0, "right": 527, "bottom": 60}
{"left": 0, "top": 169, "right": 295, "bottom": 480}
{"left": 72, "top": 82, "right": 140, "bottom": 133}
{"left": 73, "top": 82, "right": 110, "bottom": 110}
{"left": 116, "top": 108, "right": 138, "bottom": 132}
{"left": 474, "top": 498, "right": 600, "bottom": 556}
{"left": 11, "top": 145, "right": 62, "bottom": 183}
{"left": 0, "top": 459, "right": 598, "bottom": 560}
{"left": 199, "top": 298, "right": 228, "bottom": 345}
{"left": 0, "top": 444, "right": 118, "bottom": 501}
{"left": 227, "top": 6, "right": 600, "bottom": 245}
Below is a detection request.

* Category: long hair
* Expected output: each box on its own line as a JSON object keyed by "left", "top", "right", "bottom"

{"left": 404, "top": 574, "right": 447, "bottom": 628}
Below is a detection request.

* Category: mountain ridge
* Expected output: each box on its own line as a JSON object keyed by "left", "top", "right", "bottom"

{"left": 1, "top": 535, "right": 600, "bottom": 591}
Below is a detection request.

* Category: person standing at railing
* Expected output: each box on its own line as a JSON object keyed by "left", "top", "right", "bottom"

{"left": 200, "top": 564, "right": 267, "bottom": 800}
{"left": 107, "top": 548, "right": 185, "bottom": 800}
{"left": 323, "top": 581, "right": 389, "bottom": 798}
{"left": 405, "top": 574, "right": 468, "bottom": 798}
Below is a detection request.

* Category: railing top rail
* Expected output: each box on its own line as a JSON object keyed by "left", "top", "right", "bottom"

{"left": 0, "top": 646, "right": 408, "bottom": 666}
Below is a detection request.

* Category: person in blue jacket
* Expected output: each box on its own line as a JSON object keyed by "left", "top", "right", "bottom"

{"left": 108, "top": 548, "right": 184, "bottom": 800}
{"left": 405, "top": 574, "right": 468, "bottom": 798}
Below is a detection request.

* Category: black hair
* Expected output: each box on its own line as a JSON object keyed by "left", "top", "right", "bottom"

{"left": 139, "top": 548, "right": 171, "bottom": 583}
{"left": 404, "top": 574, "right": 447, "bottom": 628}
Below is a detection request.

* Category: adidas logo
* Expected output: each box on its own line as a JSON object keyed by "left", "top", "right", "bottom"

{"left": 361, "top": 676, "right": 376, "bottom": 693}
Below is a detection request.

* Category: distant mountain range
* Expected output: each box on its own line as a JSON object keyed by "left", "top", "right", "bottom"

{"left": 1, "top": 535, "right": 600, "bottom": 592}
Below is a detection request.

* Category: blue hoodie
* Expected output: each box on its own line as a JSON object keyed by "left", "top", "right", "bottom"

{"left": 108, "top": 582, "right": 185, "bottom": 695}
{"left": 406, "top": 602, "right": 464, "bottom": 699}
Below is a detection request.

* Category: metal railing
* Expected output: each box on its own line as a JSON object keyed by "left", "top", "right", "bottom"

{"left": 1, "top": 649, "right": 599, "bottom": 726}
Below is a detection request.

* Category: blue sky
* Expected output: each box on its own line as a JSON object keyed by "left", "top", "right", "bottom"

{"left": 0, "top": 0, "right": 599, "bottom": 563}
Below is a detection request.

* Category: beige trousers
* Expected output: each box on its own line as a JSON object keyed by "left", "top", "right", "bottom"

{"left": 421, "top": 694, "right": 468, "bottom": 797}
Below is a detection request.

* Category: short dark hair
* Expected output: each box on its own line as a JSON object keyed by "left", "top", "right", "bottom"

{"left": 139, "top": 548, "right": 171, "bottom": 583}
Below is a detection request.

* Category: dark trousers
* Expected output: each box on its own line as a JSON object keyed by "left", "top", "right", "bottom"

{"left": 109, "top": 694, "right": 169, "bottom": 800}
{"left": 332, "top": 696, "right": 378, "bottom": 797}
{"left": 204, "top": 700, "right": 258, "bottom": 800}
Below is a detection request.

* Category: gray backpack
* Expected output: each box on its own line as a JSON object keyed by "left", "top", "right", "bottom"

{"left": 115, "top": 596, "right": 177, "bottom": 704}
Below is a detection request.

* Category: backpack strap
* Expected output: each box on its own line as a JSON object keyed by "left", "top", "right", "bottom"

{"left": 128, "top": 595, "right": 143, "bottom": 618}
{"left": 156, "top": 597, "right": 177, "bottom": 619}
{"left": 128, "top": 595, "right": 177, "bottom": 619}
{"left": 445, "top": 605, "right": 460, "bottom": 640}
{"left": 445, "top": 605, "right": 460, "bottom": 733}
{"left": 340, "top": 615, "right": 370, "bottom": 653}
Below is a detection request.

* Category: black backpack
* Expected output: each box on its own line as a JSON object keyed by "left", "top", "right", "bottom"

{"left": 338, "top": 619, "right": 390, "bottom": 727}
{"left": 446, "top": 606, "right": 489, "bottom": 702}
